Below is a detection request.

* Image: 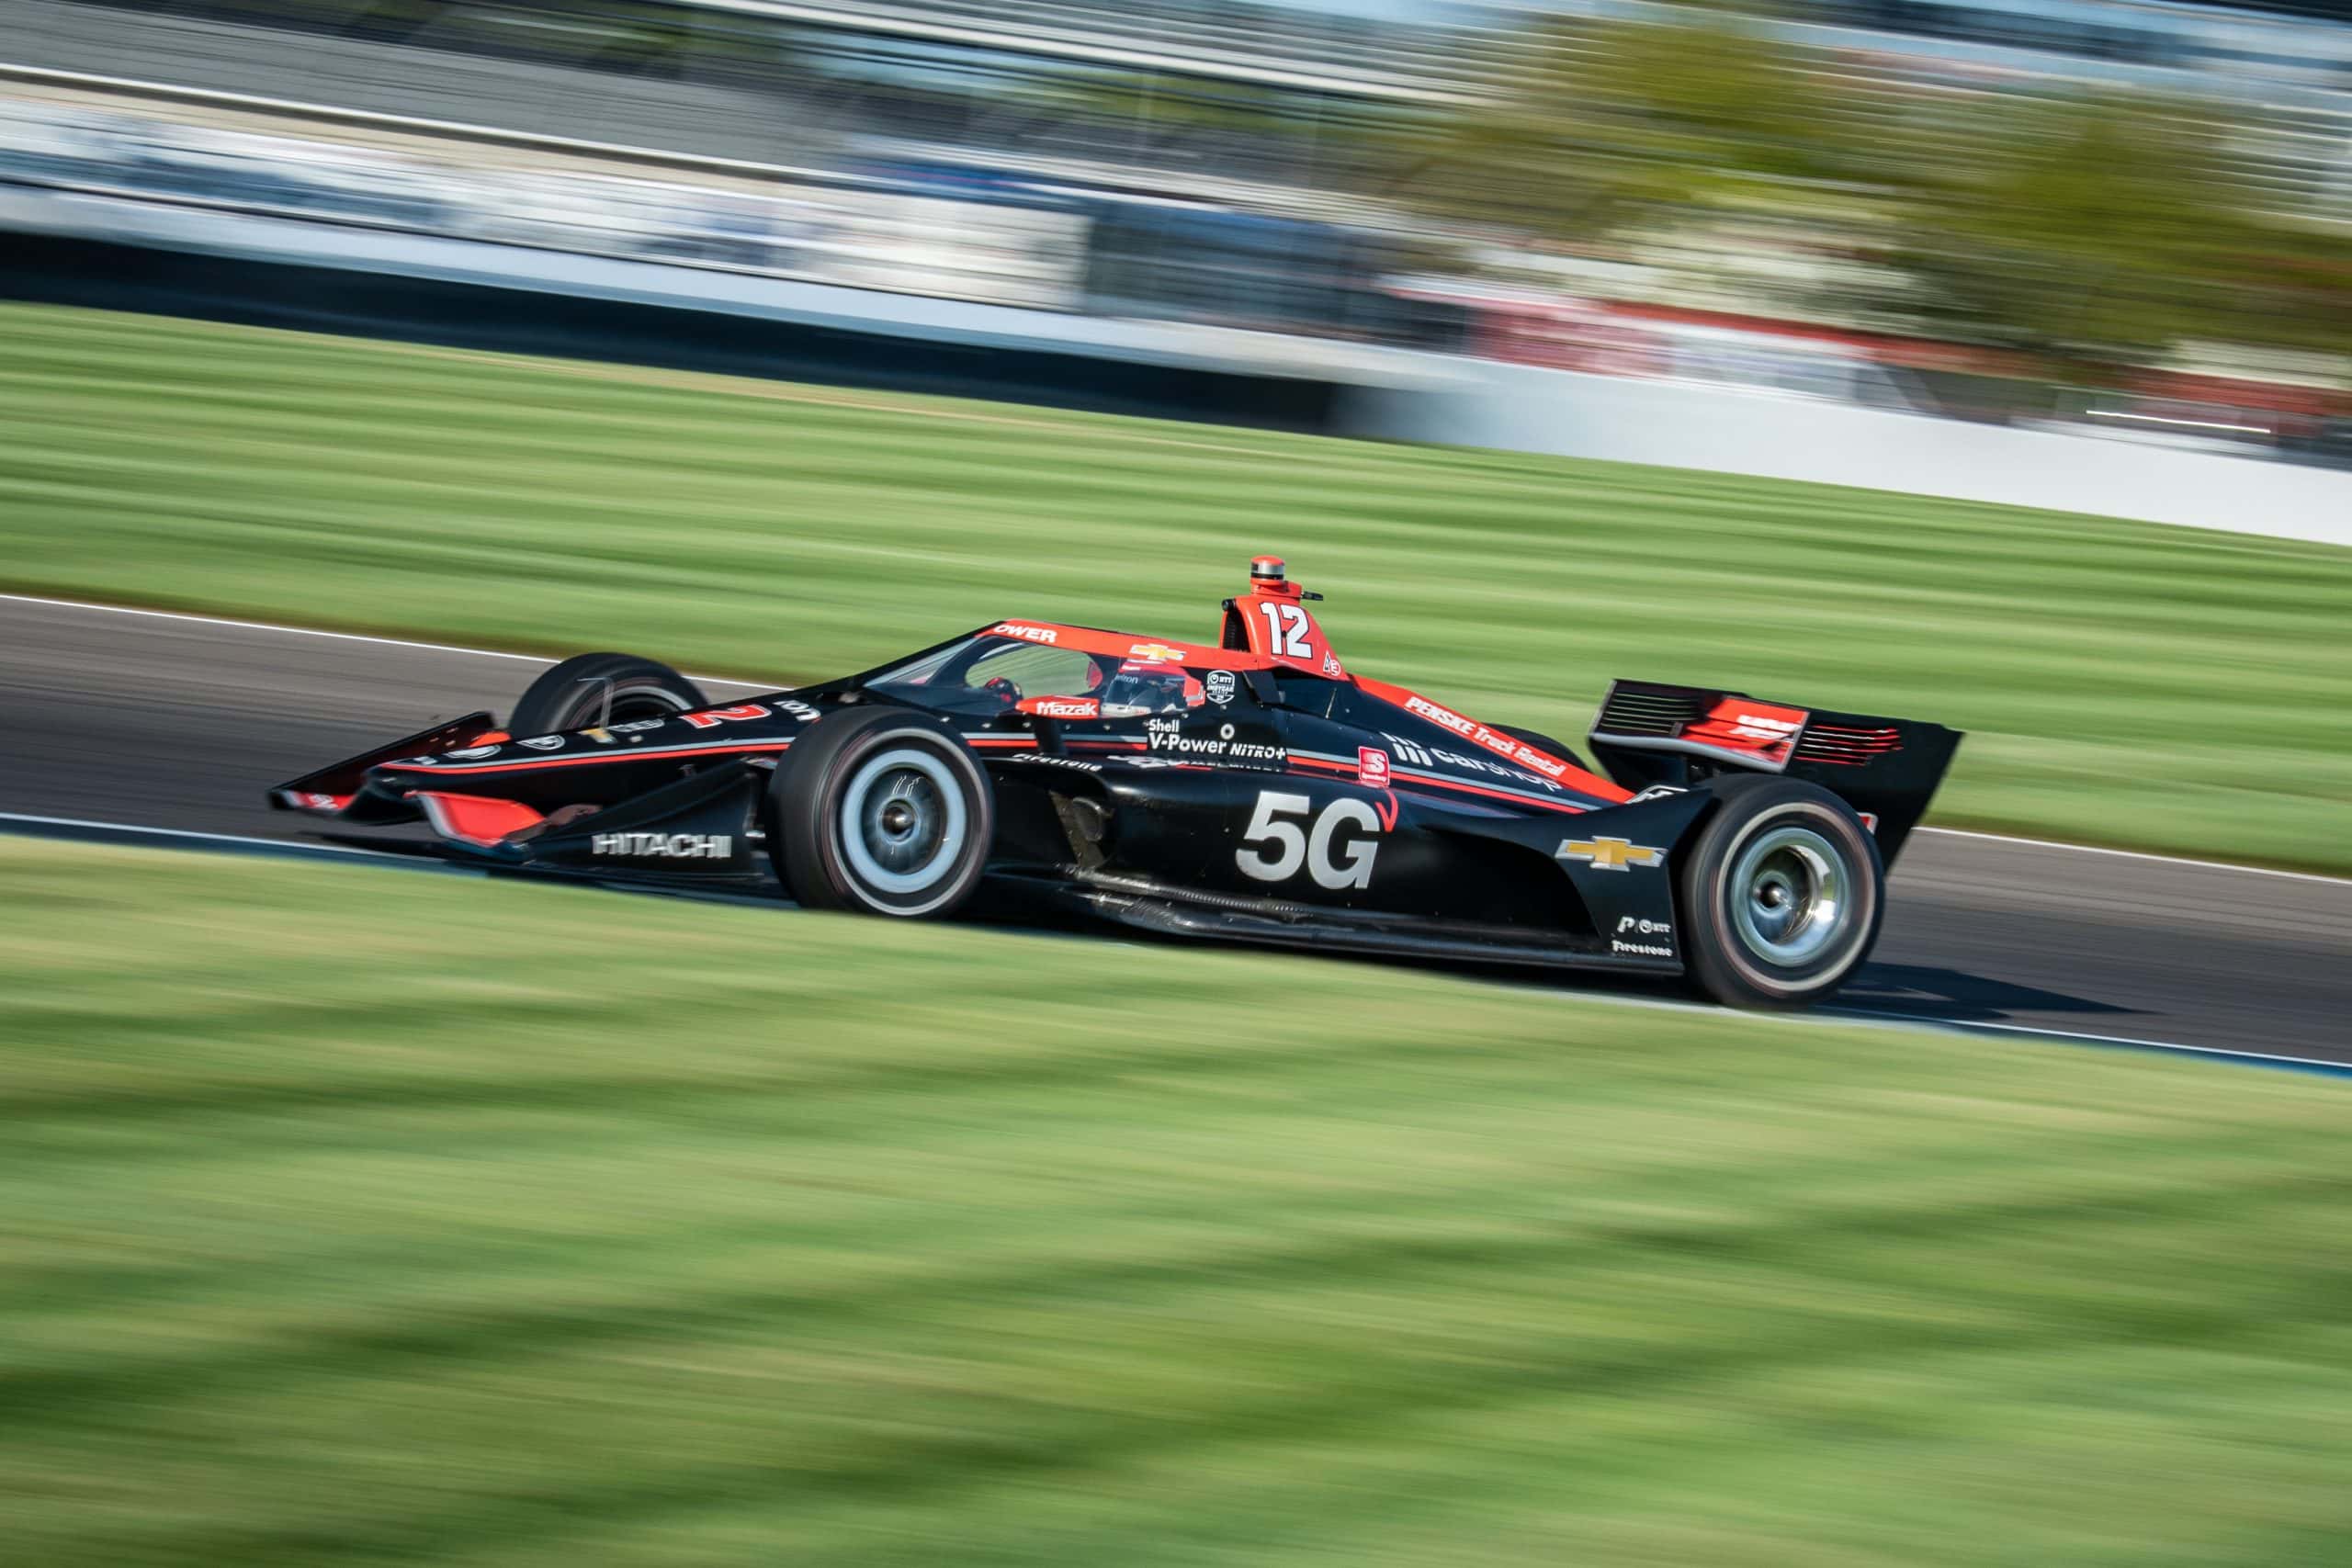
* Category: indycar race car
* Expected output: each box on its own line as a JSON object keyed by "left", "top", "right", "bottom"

{"left": 272, "top": 557, "right": 1959, "bottom": 1008}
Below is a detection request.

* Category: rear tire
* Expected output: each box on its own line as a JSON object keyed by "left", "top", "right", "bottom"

{"left": 770, "top": 708, "right": 993, "bottom": 918}
{"left": 1678, "top": 777, "right": 1883, "bottom": 1010}
{"left": 508, "top": 653, "right": 707, "bottom": 736}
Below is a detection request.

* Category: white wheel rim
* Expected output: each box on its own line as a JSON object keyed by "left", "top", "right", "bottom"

{"left": 836, "top": 745, "right": 969, "bottom": 911}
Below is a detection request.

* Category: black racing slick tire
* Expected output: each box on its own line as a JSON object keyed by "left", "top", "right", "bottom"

{"left": 770, "top": 708, "right": 994, "bottom": 918}
{"left": 1678, "top": 777, "right": 1883, "bottom": 1010}
{"left": 508, "top": 653, "right": 708, "bottom": 736}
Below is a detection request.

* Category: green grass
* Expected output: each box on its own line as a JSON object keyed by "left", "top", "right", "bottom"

{"left": 4, "top": 836, "right": 2351, "bottom": 1565}
{"left": 1, "top": 302, "right": 2347, "bottom": 869}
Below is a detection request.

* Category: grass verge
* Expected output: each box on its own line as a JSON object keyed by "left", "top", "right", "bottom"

{"left": 4, "top": 836, "right": 2351, "bottom": 1566}
{"left": 1, "top": 302, "right": 2347, "bottom": 869}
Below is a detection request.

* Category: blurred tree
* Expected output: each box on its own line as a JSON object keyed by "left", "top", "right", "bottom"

{"left": 1393, "top": 7, "right": 1868, "bottom": 243}
{"left": 1398, "top": 7, "right": 2352, "bottom": 383}
{"left": 1893, "top": 90, "right": 2352, "bottom": 375}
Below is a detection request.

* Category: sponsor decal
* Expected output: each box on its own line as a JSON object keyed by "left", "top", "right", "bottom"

{"left": 590, "top": 831, "right": 734, "bottom": 859}
{"left": 1728, "top": 711, "right": 1804, "bottom": 743}
{"left": 608, "top": 717, "right": 668, "bottom": 734}
{"left": 1236, "top": 791, "right": 1381, "bottom": 890}
{"left": 582, "top": 728, "right": 616, "bottom": 745}
{"left": 1111, "top": 755, "right": 1184, "bottom": 769}
{"left": 1611, "top": 938, "right": 1675, "bottom": 958}
{"left": 1403, "top": 697, "right": 1579, "bottom": 781}
{"left": 1616, "top": 916, "right": 1672, "bottom": 938}
{"left": 289, "top": 791, "right": 341, "bottom": 810}
{"left": 1505, "top": 741, "right": 1567, "bottom": 779}
{"left": 776, "top": 698, "right": 822, "bottom": 723}
{"left": 1204, "top": 670, "right": 1237, "bottom": 705}
{"left": 518, "top": 735, "right": 565, "bottom": 751}
{"left": 1358, "top": 748, "right": 1391, "bottom": 788}
{"left": 680, "top": 704, "right": 769, "bottom": 730}
{"left": 444, "top": 744, "right": 502, "bottom": 761}
{"left": 1126, "top": 641, "right": 1187, "bottom": 663}
{"left": 1381, "top": 732, "right": 1434, "bottom": 768}
{"left": 1679, "top": 698, "right": 1810, "bottom": 766}
{"left": 1322, "top": 651, "right": 1342, "bottom": 677}
{"left": 1380, "top": 731, "right": 1560, "bottom": 795}
{"left": 1404, "top": 695, "right": 1477, "bottom": 739}
{"left": 1557, "top": 836, "right": 1665, "bottom": 873}
{"left": 1029, "top": 697, "right": 1102, "bottom": 719}
{"left": 991, "top": 622, "right": 1059, "bottom": 645}
{"left": 1004, "top": 753, "right": 1102, "bottom": 773}
{"left": 1628, "top": 784, "right": 1687, "bottom": 803}
{"left": 1429, "top": 746, "right": 1564, "bottom": 795}
{"left": 1147, "top": 728, "right": 1283, "bottom": 761}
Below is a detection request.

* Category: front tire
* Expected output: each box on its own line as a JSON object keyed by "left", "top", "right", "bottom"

{"left": 508, "top": 652, "right": 707, "bottom": 736}
{"left": 770, "top": 708, "right": 993, "bottom": 918}
{"left": 1678, "top": 778, "right": 1883, "bottom": 1010}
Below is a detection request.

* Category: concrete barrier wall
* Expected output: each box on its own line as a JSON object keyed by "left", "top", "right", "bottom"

{"left": 1347, "top": 359, "right": 2352, "bottom": 547}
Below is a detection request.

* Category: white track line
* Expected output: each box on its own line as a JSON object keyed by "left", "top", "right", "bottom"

{"left": 1913, "top": 827, "right": 2351, "bottom": 888}
{"left": 0, "top": 592, "right": 555, "bottom": 661}
{"left": 1833, "top": 1009, "right": 2352, "bottom": 1077}
{"left": 0, "top": 810, "right": 413, "bottom": 856}
{"left": 5, "top": 810, "right": 2345, "bottom": 1077}
{"left": 0, "top": 592, "right": 770, "bottom": 690}
{"left": 6, "top": 592, "right": 2346, "bottom": 889}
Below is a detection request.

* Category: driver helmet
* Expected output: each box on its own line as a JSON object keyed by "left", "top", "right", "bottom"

{"left": 1098, "top": 660, "right": 1205, "bottom": 717}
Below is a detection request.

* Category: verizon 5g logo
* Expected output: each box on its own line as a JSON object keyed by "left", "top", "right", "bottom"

{"left": 1236, "top": 791, "right": 1381, "bottom": 890}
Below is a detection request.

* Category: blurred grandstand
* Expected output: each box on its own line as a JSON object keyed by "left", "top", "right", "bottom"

{"left": 2, "top": 0, "right": 2346, "bottom": 462}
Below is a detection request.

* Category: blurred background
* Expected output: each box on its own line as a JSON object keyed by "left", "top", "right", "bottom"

{"left": 7, "top": 9, "right": 2352, "bottom": 1564}
{"left": 3, "top": 0, "right": 2348, "bottom": 501}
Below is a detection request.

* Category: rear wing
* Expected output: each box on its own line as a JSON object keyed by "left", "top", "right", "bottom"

{"left": 1589, "top": 681, "right": 1961, "bottom": 865}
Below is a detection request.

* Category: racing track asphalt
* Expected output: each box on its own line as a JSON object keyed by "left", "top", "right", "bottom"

{"left": 3, "top": 592, "right": 2346, "bottom": 1066}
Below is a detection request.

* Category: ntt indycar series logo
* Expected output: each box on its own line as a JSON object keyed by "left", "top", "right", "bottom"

{"left": 591, "top": 832, "right": 734, "bottom": 859}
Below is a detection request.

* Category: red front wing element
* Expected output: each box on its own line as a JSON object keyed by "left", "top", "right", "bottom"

{"left": 413, "top": 792, "right": 546, "bottom": 847}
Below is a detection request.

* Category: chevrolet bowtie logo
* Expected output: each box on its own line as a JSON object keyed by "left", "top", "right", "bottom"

{"left": 1126, "top": 642, "right": 1186, "bottom": 662}
{"left": 1557, "top": 835, "right": 1664, "bottom": 872}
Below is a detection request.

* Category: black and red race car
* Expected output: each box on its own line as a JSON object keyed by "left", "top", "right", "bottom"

{"left": 272, "top": 557, "right": 1959, "bottom": 1008}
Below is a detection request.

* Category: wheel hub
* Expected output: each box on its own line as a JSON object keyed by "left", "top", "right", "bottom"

{"left": 859, "top": 767, "right": 946, "bottom": 874}
{"left": 1730, "top": 825, "right": 1850, "bottom": 968}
